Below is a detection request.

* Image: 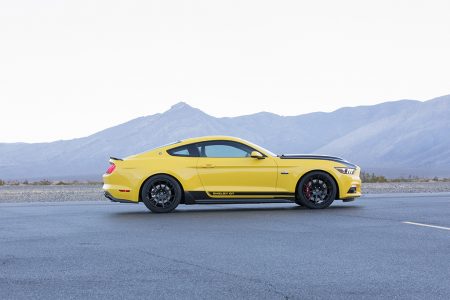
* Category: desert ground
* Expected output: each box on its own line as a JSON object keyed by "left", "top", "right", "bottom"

{"left": 0, "top": 182, "right": 450, "bottom": 203}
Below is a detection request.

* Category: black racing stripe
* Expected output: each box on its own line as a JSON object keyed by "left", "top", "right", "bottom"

{"left": 279, "top": 155, "right": 357, "bottom": 168}
{"left": 185, "top": 191, "right": 295, "bottom": 201}
{"left": 195, "top": 199, "right": 295, "bottom": 204}
{"left": 185, "top": 191, "right": 210, "bottom": 200}
{"left": 280, "top": 154, "right": 345, "bottom": 160}
{"left": 210, "top": 191, "right": 295, "bottom": 196}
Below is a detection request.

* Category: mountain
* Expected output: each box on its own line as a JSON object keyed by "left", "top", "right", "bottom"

{"left": 1, "top": 95, "right": 449, "bottom": 180}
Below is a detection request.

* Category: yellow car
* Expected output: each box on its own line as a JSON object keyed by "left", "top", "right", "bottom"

{"left": 103, "top": 136, "right": 361, "bottom": 213}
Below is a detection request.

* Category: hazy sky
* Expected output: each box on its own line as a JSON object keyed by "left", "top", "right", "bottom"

{"left": 1, "top": 0, "right": 449, "bottom": 142}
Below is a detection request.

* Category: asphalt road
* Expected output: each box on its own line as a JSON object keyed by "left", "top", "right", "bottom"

{"left": 1, "top": 194, "right": 449, "bottom": 299}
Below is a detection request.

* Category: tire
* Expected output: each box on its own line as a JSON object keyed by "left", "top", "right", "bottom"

{"left": 141, "top": 175, "right": 182, "bottom": 213}
{"left": 296, "top": 171, "right": 337, "bottom": 209}
{"left": 294, "top": 199, "right": 303, "bottom": 206}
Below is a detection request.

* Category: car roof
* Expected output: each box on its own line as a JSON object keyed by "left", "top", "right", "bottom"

{"left": 177, "top": 136, "right": 246, "bottom": 144}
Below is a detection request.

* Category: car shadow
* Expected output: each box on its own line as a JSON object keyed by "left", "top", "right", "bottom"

{"left": 110, "top": 203, "right": 362, "bottom": 218}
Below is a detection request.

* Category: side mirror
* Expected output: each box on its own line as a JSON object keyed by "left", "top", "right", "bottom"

{"left": 250, "top": 151, "right": 265, "bottom": 159}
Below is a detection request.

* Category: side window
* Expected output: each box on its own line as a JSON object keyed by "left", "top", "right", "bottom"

{"left": 167, "top": 146, "right": 190, "bottom": 157}
{"left": 197, "top": 141, "right": 254, "bottom": 158}
{"left": 167, "top": 144, "right": 200, "bottom": 157}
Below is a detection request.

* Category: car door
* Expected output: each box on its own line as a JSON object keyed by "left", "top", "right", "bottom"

{"left": 195, "top": 140, "right": 278, "bottom": 196}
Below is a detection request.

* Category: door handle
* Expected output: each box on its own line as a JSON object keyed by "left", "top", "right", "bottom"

{"left": 200, "top": 164, "right": 215, "bottom": 168}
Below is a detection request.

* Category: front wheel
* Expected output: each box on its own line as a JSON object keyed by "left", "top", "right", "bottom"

{"left": 141, "top": 175, "right": 182, "bottom": 213}
{"left": 296, "top": 171, "right": 337, "bottom": 209}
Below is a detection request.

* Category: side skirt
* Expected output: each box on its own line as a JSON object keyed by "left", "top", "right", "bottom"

{"left": 184, "top": 191, "right": 296, "bottom": 205}
{"left": 195, "top": 199, "right": 295, "bottom": 204}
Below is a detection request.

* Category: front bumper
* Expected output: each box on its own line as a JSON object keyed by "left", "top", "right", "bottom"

{"left": 336, "top": 168, "right": 362, "bottom": 200}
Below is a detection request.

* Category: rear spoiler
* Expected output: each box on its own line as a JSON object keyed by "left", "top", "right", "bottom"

{"left": 110, "top": 156, "right": 123, "bottom": 161}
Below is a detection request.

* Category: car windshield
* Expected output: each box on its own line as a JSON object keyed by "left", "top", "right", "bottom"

{"left": 244, "top": 140, "right": 277, "bottom": 157}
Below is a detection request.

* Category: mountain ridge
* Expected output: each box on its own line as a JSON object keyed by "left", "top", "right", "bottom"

{"left": 1, "top": 95, "right": 449, "bottom": 180}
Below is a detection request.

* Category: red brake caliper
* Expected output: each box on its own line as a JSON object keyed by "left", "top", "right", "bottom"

{"left": 303, "top": 182, "right": 312, "bottom": 199}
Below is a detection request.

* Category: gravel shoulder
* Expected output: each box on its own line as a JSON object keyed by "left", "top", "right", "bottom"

{"left": 1, "top": 182, "right": 450, "bottom": 203}
{"left": 0, "top": 185, "right": 104, "bottom": 203}
{"left": 362, "top": 181, "right": 450, "bottom": 194}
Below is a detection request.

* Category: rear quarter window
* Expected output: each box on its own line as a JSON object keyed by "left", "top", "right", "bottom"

{"left": 167, "top": 144, "right": 200, "bottom": 157}
{"left": 167, "top": 146, "right": 190, "bottom": 156}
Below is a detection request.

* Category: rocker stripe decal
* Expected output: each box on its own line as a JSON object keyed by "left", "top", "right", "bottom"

{"left": 210, "top": 191, "right": 295, "bottom": 197}
{"left": 184, "top": 191, "right": 295, "bottom": 202}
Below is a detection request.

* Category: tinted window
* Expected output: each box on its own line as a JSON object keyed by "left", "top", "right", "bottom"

{"left": 167, "top": 146, "right": 190, "bottom": 157}
{"left": 197, "top": 141, "right": 254, "bottom": 158}
{"left": 167, "top": 144, "right": 201, "bottom": 157}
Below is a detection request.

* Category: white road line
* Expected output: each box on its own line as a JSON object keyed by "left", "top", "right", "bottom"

{"left": 403, "top": 221, "right": 450, "bottom": 231}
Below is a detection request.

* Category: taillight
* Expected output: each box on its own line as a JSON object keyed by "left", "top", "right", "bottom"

{"left": 106, "top": 163, "right": 116, "bottom": 174}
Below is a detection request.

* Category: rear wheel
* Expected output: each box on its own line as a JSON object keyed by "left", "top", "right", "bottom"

{"left": 296, "top": 171, "right": 336, "bottom": 209}
{"left": 141, "top": 175, "right": 182, "bottom": 213}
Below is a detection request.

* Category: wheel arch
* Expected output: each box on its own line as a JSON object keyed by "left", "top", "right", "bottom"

{"left": 138, "top": 173, "right": 186, "bottom": 203}
{"left": 295, "top": 169, "right": 340, "bottom": 200}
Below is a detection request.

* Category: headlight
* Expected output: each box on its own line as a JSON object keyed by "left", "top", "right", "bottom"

{"left": 335, "top": 167, "right": 355, "bottom": 175}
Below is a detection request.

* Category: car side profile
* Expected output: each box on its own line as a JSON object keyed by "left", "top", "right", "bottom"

{"left": 103, "top": 136, "right": 361, "bottom": 213}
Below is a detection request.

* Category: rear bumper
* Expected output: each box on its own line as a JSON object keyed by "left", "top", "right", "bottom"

{"left": 104, "top": 191, "right": 138, "bottom": 204}
{"left": 103, "top": 172, "right": 139, "bottom": 203}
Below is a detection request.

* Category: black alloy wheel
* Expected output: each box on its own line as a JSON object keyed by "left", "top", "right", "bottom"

{"left": 141, "top": 175, "right": 182, "bottom": 213}
{"left": 296, "top": 171, "right": 336, "bottom": 209}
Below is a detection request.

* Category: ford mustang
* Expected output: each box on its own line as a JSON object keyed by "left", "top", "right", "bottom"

{"left": 103, "top": 136, "right": 361, "bottom": 213}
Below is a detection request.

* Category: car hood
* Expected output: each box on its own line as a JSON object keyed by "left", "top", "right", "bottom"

{"left": 279, "top": 154, "right": 357, "bottom": 168}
